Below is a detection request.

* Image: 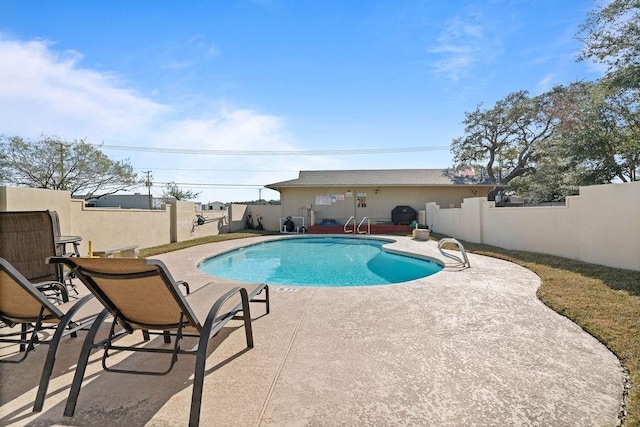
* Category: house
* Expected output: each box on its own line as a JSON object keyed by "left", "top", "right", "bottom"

{"left": 200, "top": 201, "right": 228, "bottom": 211}
{"left": 84, "top": 193, "right": 160, "bottom": 209}
{"left": 266, "top": 169, "right": 495, "bottom": 230}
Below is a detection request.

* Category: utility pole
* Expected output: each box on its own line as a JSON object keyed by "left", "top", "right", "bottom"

{"left": 143, "top": 171, "right": 152, "bottom": 209}
{"left": 57, "top": 141, "right": 66, "bottom": 190}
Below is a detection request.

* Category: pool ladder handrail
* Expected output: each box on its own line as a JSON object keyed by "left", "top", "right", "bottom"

{"left": 344, "top": 216, "right": 356, "bottom": 233}
{"left": 437, "top": 237, "right": 471, "bottom": 268}
{"left": 357, "top": 217, "right": 370, "bottom": 234}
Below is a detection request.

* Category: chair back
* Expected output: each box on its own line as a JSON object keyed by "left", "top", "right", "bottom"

{"left": 0, "top": 211, "right": 60, "bottom": 282}
{"left": 0, "top": 257, "right": 63, "bottom": 324}
{"left": 49, "top": 210, "right": 66, "bottom": 256}
{"left": 50, "top": 257, "right": 200, "bottom": 332}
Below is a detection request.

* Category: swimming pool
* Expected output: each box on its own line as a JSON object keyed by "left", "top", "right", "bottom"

{"left": 198, "top": 236, "right": 443, "bottom": 287}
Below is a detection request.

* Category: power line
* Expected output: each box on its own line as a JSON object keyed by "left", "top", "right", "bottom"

{"left": 99, "top": 144, "right": 450, "bottom": 156}
{"left": 134, "top": 167, "right": 297, "bottom": 172}
{"left": 152, "top": 181, "right": 265, "bottom": 188}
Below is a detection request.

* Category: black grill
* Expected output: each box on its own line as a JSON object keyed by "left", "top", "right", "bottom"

{"left": 391, "top": 205, "right": 417, "bottom": 225}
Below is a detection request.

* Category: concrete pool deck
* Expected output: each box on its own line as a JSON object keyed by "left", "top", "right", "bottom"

{"left": 0, "top": 235, "right": 624, "bottom": 426}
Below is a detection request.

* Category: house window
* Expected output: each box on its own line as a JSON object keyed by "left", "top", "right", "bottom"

{"left": 357, "top": 193, "right": 367, "bottom": 207}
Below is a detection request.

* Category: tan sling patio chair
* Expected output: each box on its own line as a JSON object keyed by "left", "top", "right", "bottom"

{"left": 0, "top": 257, "right": 100, "bottom": 412}
{"left": 49, "top": 256, "right": 270, "bottom": 427}
{"left": 0, "top": 210, "right": 77, "bottom": 302}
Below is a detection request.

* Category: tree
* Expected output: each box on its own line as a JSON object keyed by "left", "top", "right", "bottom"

{"left": 578, "top": 0, "right": 640, "bottom": 88}
{"left": 0, "top": 136, "right": 140, "bottom": 199}
{"left": 553, "top": 81, "right": 639, "bottom": 183}
{"left": 507, "top": 139, "right": 580, "bottom": 204}
{"left": 161, "top": 181, "right": 201, "bottom": 201}
{"left": 450, "top": 91, "right": 557, "bottom": 200}
{"left": 236, "top": 199, "right": 280, "bottom": 205}
{"left": 468, "top": 0, "right": 640, "bottom": 203}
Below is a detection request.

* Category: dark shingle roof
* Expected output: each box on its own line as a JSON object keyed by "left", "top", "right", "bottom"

{"left": 266, "top": 169, "right": 493, "bottom": 189}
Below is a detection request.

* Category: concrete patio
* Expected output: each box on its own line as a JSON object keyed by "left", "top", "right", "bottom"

{"left": 0, "top": 236, "right": 624, "bottom": 426}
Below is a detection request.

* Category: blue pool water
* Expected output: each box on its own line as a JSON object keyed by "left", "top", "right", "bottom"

{"left": 198, "top": 237, "right": 443, "bottom": 287}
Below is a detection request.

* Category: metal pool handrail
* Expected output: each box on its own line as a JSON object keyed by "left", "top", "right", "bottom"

{"left": 437, "top": 238, "right": 471, "bottom": 268}
{"left": 344, "top": 216, "right": 356, "bottom": 233}
{"left": 357, "top": 217, "right": 370, "bottom": 234}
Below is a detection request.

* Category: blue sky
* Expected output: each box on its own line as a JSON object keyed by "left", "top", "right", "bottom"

{"left": 0, "top": 0, "right": 605, "bottom": 202}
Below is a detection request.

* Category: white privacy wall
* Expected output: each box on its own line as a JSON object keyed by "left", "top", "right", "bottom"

{"left": 427, "top": 181, "right": 640, "bottom": 271}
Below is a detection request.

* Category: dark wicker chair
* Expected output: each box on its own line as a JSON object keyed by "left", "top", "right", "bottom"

{"left": 49, "top": 256, "right": 270, "bottom": 427}
{"left": 0, "top": 257, "right": 100, "bottom": 412}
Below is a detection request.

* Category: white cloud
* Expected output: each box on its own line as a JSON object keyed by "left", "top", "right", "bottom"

{"left": 0, "top": 38, "right": 165, "bottom": 140}
{"left": 162, "top": 107, "right": 289, "bottom": 150}
{"left": 0, "top": 37, "right": 331, "bottom": 201}
{"left": 428, "top": 14, "right": 499, "bottom": 80}
{"left": 145, "top": 105, "right": 335, "bottom": 201}
{"left": 536, "top": 73, "right": 555, "bottom": 93}
{"left": 187, "top": 34, "right": 220, "bottom": 58}
{"left": 161, "top": 61, "right": 193, "bottom": 70}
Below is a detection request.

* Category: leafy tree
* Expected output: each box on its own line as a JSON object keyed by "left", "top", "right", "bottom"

{"left": 456, "top": 0, "right": 640, "bottom": 203}
{"left": 235, "top": 199, "right": 280, "bottom": 205}
{"left": 161, "top": 181, "right": 201, "bottom": 201}
{"left": 504, "top": 82, "right": 639, "bottom": 202}
{"left": 553, "top": 81, "right": 639, "bottom": 183}
{"left": 508, "top": 139, "right": 580, "bottom": 204}
{"left": 578, "top": 0, "right": 640, "bottom": 88}
{"left": 450, "top": 91, "right": 557, "bottom": 200}
{"left": 0, "top": 136, "right": 139, "bottom": 199}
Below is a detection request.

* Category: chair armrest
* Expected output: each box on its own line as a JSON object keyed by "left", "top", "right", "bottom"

{"left": 33, "top": 280, "right": 70, "bottom": 304}
{"left": 177, "top": 280, "right": 190, "bottom": 295}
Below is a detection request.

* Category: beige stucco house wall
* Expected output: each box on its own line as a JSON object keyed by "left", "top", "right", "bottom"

{"left": 266, "top": 169, "right": 494, "bottom": 227}
{"left": 274, "top": 186, "right": 483, "bottom": 226}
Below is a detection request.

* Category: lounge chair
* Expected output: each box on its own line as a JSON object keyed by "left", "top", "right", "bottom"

{"left": 0, "top": 210, "right": 77, "bottom": 302}
{"left": 0, "top": 257, "right": 100, "bottom": 412}
{"left": 49, "top": 256, "right": 270, "bottom": 427}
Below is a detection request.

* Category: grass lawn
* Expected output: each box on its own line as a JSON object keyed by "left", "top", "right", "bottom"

{"left": 140, "top": 231, "right": 640, "bottom": 426}
{"left": 138, "top": 230, "right": 278, "bottom": 258}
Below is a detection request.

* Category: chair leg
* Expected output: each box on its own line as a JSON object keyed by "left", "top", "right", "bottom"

{"left": 34, "top": 295, "right": 96, "bottom": 412}
{"left": 264, "top": 285, "right": 270, "bottom": 314}
{"left": 240, "top": 289, "right": 254, "bottom": 348}
{"left": 34, "top": 321, "right": 70, "bottom": 411}
{"left": 63, "top": 309, "right": 109, "bottom": 417}
{"left": 251, "top": 285, "right": 270, "bottom": 315}
{"left": 190, "top": 328, "right": 210, "bottom": 427}
{"left": 188, "top": 287, "right": 255, "bottom": 426}
{"left": 141, "top": 330, "right": 170, "bottom": 343}
{"left": 4, "top": 321, "right": 41, "bottom": 364}
{"left": 20, "top": 323, "right": 28, "bottom": 352}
